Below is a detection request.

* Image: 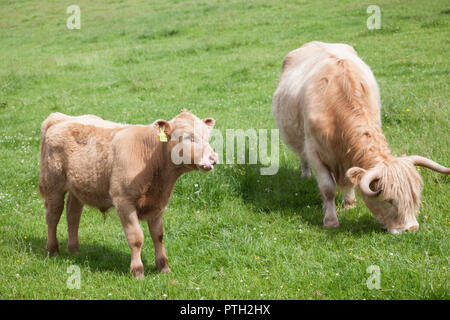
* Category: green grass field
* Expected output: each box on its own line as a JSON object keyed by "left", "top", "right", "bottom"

{"left": 0, "top": 0, "right": 448, "bottom": 299}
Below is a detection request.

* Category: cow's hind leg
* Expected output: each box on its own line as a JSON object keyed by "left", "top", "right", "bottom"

{"left": 300, "top": 153, "right": 311, "bottom": 179}
{"left": 45, "top": 193, "right": 66, "bottom": 256}
{"left": 307, "top": 149, "right": 339, "bottom": 227}
{"left": 148, "top": 214, "right": 170, "bottom": 273}
{"left": 115, "top": 199, "right": 145, "bottom": 279}
{"left": 66, "top": 192, "right": 83, "bottom": 254}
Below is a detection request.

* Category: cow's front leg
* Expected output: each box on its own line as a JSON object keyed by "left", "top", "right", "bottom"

{"left": 307, "top": 150, "right": 339, "bottom": 227}
{"left": 115, "top": 200, "right": 145, "bottom": 279}
{"left": 343, "top": 186, "right": 356, "bottom": 209}
{"left": 148, "top": 214, "right": 170, "bottom": 273}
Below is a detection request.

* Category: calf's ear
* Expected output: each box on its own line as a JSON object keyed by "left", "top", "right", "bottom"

{"left": 345, "top": 167, "right": 366, "bottom": 185}
{"left": 203, "top": 118, "right": 215, "bottom": 129}
{"left": 154, "top": 120, "right": 172, "bottom": 137}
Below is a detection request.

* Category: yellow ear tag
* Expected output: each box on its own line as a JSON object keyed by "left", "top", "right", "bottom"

{"left": 158, "top": 128, "right": 167, "bottom": 142}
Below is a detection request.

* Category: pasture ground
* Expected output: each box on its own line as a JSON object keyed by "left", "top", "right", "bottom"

{"left": 0, "top": 0, "right": 448, "bottom": 299}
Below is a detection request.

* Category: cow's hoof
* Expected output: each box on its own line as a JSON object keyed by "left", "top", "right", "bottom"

{"left": 323, "top": 219, "right": 340, "bottom": 228}
{"left": 344, "top": 202, "right": 356, "bottom": 210}
{"left": 301, "top": 171, "right": 312, "bottom": 179}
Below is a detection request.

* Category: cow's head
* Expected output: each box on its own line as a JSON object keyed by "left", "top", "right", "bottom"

{"left": 154, "top": 110, "right": 218, "bottom": 172}
{"left": 346, "top": 156, "right": 449, "bottom": 234}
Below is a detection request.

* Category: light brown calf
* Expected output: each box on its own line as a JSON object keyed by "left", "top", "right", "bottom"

{"left": 39, "top": 111, "right": 217, "bottom": 278}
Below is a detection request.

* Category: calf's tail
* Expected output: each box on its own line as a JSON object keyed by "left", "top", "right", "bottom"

{"left": 39, "top": 113, "right": 70, "bottom": 198}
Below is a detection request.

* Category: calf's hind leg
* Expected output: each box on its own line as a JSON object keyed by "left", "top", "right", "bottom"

{"left": 66, "top": 192, "right": 84, "bottom": 254}
{"left": 45, "top": 193, "right": 66, "bottom": 256}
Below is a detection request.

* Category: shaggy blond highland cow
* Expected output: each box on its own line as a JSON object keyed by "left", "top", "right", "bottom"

{"left": 272, "top": 41, "right": 449, "bottom": 234}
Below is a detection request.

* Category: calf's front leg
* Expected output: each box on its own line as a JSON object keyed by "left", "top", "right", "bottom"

{"left": 148, "top": 214, "right": 170, "bottom": 273}
{"left": 115, "top": 200, "right": 145, "bottom": 279}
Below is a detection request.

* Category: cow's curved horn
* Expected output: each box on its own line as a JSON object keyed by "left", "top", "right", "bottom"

{"left": 408, "top": 155, "right": 450, "bottom": 174}
{"left": 359, "top": 167, "right": 382, "bottom": 197}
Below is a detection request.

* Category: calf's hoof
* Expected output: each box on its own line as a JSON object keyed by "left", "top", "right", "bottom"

{"left": 130, "top": 262, "right": 144, "bottom": 280}
{"left": 155, "top": 257, "right": 170, "bottom": 273}
{"left": 67, "top": 245, "right": 80, "bottom": 255}
{"left": 323, "top": 218, "right": 340, "bottom": 228}
{"left": 46, "top": 244, "right": 59, "bottom": 257}
{"left": 160, "top": 266, "right": 171, "bottom": 273}
{"left": 131, "top": 267, "right": 144, "bottom": 280}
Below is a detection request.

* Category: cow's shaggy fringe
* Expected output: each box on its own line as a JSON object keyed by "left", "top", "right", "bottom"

{"left": 377, "top": 158, "right": 423, "bottom": 223}
{"left": 335, "top": 58, "right": 423, "bottom": 223}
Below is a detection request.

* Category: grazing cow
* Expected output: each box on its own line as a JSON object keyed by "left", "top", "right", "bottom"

{"left": 39, "top": 111, "right": 218, "bottom": 278}
{"left": 272, "top": 41, "right": 449, "bottom": 234}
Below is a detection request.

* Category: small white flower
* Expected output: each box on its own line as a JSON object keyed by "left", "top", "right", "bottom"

{"left": 15, "top": 273, "right": 20, "bottom": 278}
{"left": 194, "top": 184, "right": 199, "bottom": 188}
{"left": 273, "top": 237, "right": 277, "bottom": 241}
{"left": 162, "top": 293, "right": 167, "bottom": 298}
